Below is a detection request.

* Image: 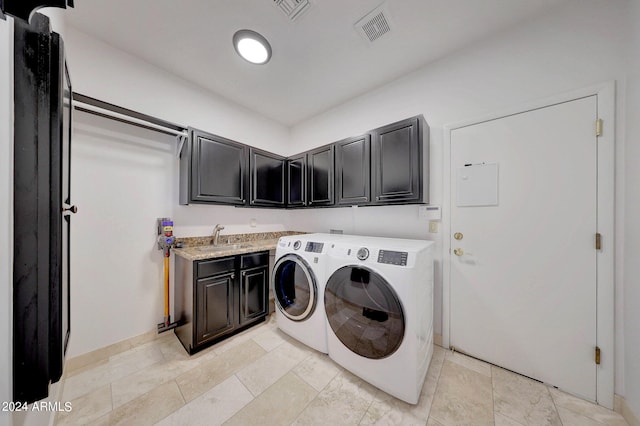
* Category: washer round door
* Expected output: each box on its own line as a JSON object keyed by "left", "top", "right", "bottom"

{"left": 273, "top": 254, "right": 317, "bottom": 321}
{"left": 325, "top": 266, "right": 405, "bottom": 359}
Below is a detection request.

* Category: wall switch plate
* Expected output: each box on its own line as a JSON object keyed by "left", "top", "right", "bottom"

{"left": 419, "top": 205, "right": 441, "bottom": 220}
{"left": 429, "top": 221, "right": 439, "bottom": 233}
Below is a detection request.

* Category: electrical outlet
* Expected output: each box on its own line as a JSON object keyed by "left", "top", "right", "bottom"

{"left": 429, "top": 221, "right": 439, "bottom": 233}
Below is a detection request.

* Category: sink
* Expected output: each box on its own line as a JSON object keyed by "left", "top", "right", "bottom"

{"left": 194, "top": 243, "right": 252, "bottom": 252}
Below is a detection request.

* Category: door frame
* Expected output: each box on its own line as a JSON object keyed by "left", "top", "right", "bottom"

{"left": 442, "top": 81, "right": 615, "bottom": 408}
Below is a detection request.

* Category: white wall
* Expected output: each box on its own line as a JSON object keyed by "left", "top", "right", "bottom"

{"left": 67, "top": 112, "right": 176, "bottom": 357}
{"left": 287, "top": 0, "right": 629, "bottom": 394}
{"left": 624, "top": 0, "right": 640, "bottom": 419}
{"left": 68, "top": 111, "right": 290, "bottom": 358}
{"left": 0, "top": 15, "right": 13, "bottom": 426}
{"left": 65, "top": 27, "right": 290, "bottom": 156}
{"left": 64, "top": 29, "right": 292, "bottom": 357}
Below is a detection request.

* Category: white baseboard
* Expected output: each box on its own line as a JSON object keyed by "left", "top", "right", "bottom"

{"left": 434, "top": 333, "right": 443, "bottom": 347}
{"left": 620, "top": 395, "right": 640, "bottom": 426}
{"left": 65, "top": 328, "right": 162, "bottom": 376}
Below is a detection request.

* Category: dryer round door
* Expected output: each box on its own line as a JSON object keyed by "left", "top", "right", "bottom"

{"left": 325, "top": 266, "right": 405, "bottom": 359}
{"left": 273, "top": 254, "right": 317, "bottom": 321}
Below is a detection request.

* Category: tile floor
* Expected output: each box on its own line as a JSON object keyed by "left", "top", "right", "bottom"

{"left": 55, "top": 315, "right": 628, "bottom": 426}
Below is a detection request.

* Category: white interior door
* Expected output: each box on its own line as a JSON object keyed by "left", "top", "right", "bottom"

{"left": 450, "top": 96, "right": 598, "bottom": 401}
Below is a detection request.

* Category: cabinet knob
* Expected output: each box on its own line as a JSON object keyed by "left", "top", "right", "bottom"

{"left": 230, "top": 274, "right": 235, "bottom": 279}
{"left": 376, "top": 196, "right": 380, "bottom": 201}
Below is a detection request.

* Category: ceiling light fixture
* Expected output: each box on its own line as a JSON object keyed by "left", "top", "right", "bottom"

{"left": 233, "top": 30, "right": 272, "bottom": 65}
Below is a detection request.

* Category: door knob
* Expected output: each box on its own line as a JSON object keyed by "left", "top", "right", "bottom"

{"left": 62, "top": 204, "right": 78, "bottom": 214}
{"left": 453, "top": 248, "right": 464, "bottom": 256}
{"left": 454, "top": 232, "right": 463, "bottom": 240}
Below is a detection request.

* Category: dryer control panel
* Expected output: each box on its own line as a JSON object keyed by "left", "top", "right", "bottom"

{"left": 305, "top": 242, "right": 324, "bottom": 253}
{"left": 377, "top": 250, "right": 408, "bottom": 266}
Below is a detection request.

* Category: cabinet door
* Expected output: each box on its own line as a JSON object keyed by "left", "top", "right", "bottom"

{"left": 249, "top": 148, "right": 285, "bottom": 207}
{"left": 239, "top": 266, "right": 268, "bottom": 325}
{"left": 190, "top": 128, "right": 247, "bottom": 205}
{"left": 372, "top": 117, "right": 422, "bottom": 203}
{"left": 287, "top": 154, "right": 306, "bottom": 207}
{"left": 307, "top": 145, "right": 335, "bottom": 206}
{"left": 196, "top": 273, "right": 235, "bottom": 346}
{"left": 335, "top": 135, "right": 371, "bottom": 205}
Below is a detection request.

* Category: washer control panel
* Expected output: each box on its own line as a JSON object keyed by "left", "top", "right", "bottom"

{"left": 305, "top": 242, "right": 324, "bottom": 253}
{"left": 293, "top": 240, "right": 302, "bottom": 250}
{"left": 377, "top": 250, "right": 408, "bottom": 266}
{"left": 356, "top": 247, "right": 369, "bottom": 261}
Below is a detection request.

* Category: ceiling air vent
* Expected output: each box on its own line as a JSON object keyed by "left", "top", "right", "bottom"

{"left": 273, "top": 0, "right": 311, "bottom": 21}
{"left": 355, "top": 3, "right": 393, "bottom": 43}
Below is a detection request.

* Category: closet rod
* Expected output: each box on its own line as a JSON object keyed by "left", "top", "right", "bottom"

{"left": 72, "top": 92, "right": 188, "bottom": 138}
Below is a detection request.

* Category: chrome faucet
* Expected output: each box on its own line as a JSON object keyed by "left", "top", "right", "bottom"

{"left": 213, "top": 224, "right": 225, "bottom": 246}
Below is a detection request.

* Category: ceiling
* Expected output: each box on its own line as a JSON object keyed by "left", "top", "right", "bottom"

{"left": 65, "top": 0, "right": 571, "bottom": 127}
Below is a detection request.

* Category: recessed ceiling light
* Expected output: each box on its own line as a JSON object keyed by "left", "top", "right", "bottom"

{"left": 233, "top": 30, "right": 272, "bottom": 65}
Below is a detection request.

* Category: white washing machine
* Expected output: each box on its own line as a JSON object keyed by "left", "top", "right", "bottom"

{"left": 273, "top": 233, "right": 341, "bottom": 353}
{"left": 324, "top": 236, "right": 435, "bottom": 404}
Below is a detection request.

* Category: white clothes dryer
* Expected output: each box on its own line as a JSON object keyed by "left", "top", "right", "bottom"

{"left": 324, "top": 236, "right": 435, "bottom": 404}
{"left": 273, "top": 233, "right": 344, "bottom": 353}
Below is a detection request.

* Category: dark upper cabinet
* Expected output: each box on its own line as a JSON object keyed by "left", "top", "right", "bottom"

{"left": 249, "top": 148, "right": 285, "bottom": 207}
{"left": 335, "top": 134, "right": 371, "bottom": 205}
{"left": 179, "top": 116, "right": 426, "bottom": 209}
{"left": 180, "top": 128, "right": 247, "bottom": 205}
{"left": 287, "top": 154, "right": 307, "bottom": 207}
{"left": 372, "top": 116, "right": 428, "bottom": 204}
{"left": 307, "top": 145, "right": 335, "bottom": 206}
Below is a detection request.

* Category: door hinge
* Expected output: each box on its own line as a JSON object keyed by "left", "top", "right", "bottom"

{"left": 596, "top": 119, "right": 603, "bottom": 137}
{"left": 595, "top": 233, "right": 602, "bottom": 250}
{"left": 595, "top": 346, "right": 601, "bottom": 365}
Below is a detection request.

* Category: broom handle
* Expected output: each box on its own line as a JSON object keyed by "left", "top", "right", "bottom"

{"left": 164, "top": 256, "right": 170, "bottom": 319}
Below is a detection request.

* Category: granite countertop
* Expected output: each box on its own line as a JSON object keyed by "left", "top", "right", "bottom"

{"left": 172, "top": 231, "right": 304, "bottom": 261}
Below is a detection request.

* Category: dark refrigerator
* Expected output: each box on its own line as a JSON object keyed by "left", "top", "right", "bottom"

{"left": 13, "top": 13, "right": 74, "bottom": 403}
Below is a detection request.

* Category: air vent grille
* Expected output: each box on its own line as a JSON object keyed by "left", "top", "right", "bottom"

{"left": 362, "top": 12, "right": 390, "bottom": 42}
{"left": 273, "top": 0, "right": 311, "bottom": 21}
{"left": 355, "top": 4, "right": 393, "bottom": 43}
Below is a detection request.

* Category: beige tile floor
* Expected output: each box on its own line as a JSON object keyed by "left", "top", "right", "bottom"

{"left": 55, "top": 315, "right": 628, "bottom": 426}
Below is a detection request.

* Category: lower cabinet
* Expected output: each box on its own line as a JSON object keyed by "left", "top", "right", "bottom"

{"left": 175, "top": 251, "right": 269, "bottom": 354}
{"left": 240, "top": 266, "right": 268, "bottom": 325}
{"left": 196, "top": 273, "right": 234, "bottom": 346}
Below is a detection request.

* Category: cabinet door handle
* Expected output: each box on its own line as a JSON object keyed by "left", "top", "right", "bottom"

{"left": 230, "top": 274, "right": 235, "bottom": 279}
